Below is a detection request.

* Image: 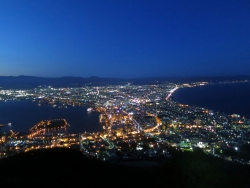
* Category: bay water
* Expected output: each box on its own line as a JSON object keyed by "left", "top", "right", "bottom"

{"left": 173, "top": 82, "right": 250, "bottom": 118}
{"left": 0, "top": 100, "right": 102, "bottom": 133}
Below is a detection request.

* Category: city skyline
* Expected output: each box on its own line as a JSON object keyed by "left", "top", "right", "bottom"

{"left": 0, "top": 0, "right": 250, "bottom": 78}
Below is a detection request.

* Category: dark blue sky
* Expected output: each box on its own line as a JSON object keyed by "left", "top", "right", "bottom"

{"left": 0, "top": 0, "right": 250, "bottom": 78}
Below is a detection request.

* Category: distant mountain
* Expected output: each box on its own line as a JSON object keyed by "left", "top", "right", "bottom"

{"left": 0, "top": 75, "right": 249, "bottom": 89}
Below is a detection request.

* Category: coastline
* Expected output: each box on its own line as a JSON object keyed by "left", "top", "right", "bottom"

{"left": 0, "top": 100, "right": 102, "bottom": 133}
{"left": 171, "top": 82, "right": 250, "bottom": 118}
{"left": 166, "top": 85, "right": 179, "bottom": 100}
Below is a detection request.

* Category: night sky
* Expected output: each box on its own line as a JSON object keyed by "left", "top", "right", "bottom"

{"left": 0, "top": 0, "right": 250, "bottom": 78}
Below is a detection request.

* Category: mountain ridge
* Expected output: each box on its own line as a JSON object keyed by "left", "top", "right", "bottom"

{"left": 0, "top": 75, "right": 249, "bottom": 89}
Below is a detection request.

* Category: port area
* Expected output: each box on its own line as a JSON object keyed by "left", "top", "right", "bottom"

{"left": 29, "top": 119, "right": 70, "bottom": 138}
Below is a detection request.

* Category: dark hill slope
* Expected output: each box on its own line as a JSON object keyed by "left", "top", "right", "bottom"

{"left": 1, "top": 148, "right": 250, "bottom": 187}
{"left": 0, "top": 148, "right": 165, "bottom": 187}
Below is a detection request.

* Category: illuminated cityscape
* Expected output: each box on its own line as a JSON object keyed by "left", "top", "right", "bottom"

{"left": 1, "top": 80, "right": 250, "bottom": 165}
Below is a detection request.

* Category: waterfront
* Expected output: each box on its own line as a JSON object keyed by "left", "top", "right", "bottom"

{"left": 2, "top": 82, "right": 250, "bottom": 134}
{"left": 173, "top": 82, "right": 250, "bottom": 118}
{"left": 1, "top": 82, "right": 250, "bottom": 165}
{"left": 0, "top": 100, "right": 102, "bottom": 133}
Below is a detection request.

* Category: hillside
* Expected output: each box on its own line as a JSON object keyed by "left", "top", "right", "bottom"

{"left": 0, "top": 148, "right": 250, "bottom": 187}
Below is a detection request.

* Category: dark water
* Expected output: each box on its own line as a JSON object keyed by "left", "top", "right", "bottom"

{"left": 173, "top": 82, "right": 250, "bottom": 118}
{"left": 0, "top": 100, "right": 102, "bottom": 133}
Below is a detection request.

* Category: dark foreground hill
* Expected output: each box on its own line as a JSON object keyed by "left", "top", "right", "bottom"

{"left": 0, "top": 148, "right": 165, "bottom": 187}
{"left": 0, "top": 148, "right": 250, "bottom": 188}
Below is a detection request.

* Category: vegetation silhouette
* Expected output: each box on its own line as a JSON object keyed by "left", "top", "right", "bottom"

{"left": 0, "top": 148, "right": 250, "bottom": 187}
